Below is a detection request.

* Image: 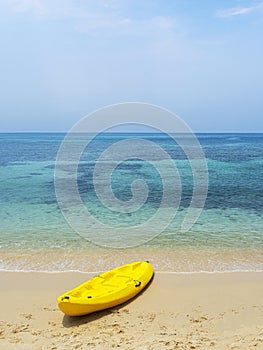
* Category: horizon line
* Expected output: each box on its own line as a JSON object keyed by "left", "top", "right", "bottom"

{"left": 0, "top": 131, "right": 263, "bottom": 134}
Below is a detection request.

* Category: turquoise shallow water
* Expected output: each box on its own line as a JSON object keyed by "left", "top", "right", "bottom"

{"left": 0, "top": 133, "right": 262, "bottom": 271}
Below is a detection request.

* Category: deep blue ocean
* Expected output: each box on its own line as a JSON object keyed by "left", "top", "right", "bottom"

{"left": 0, "top": 133, "right": 262, "bottom": 272}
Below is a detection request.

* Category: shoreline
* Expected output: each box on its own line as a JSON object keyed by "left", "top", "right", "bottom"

{"left": 1, "top": 247, "right": 262, "bottom": 273}
{"left": 1, "top": 268, "right": 263, "bottom": 274}
{"left": 1, "top": 271, "right": 262, "bottom": 349}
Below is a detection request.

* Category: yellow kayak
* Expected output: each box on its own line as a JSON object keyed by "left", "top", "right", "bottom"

{"left": 57, "top": 261, "right": 154, "bottom": 316}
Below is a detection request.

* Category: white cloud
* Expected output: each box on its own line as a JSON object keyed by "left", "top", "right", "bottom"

{"left": 0, "top": 0, "right": 181, "bottom": 52}
{"left": 75, "top": 14, "right": 176, "bottom": 34}
{"left": 0, "top": 0, "right": 95, "bottom": 19}
{"left": 3, "top": 0, "right": 49, "bottom": 17}
{"left": 216, "top": 3, "right": 263, "bottom": 18}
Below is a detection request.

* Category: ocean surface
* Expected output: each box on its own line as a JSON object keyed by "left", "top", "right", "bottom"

{"left": 0, "top": 133, "right": 262, "bottom": 272}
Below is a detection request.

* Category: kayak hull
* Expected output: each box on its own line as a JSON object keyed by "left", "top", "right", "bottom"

{"left": 57, "top": 261, "right": 154, "bottom": 316}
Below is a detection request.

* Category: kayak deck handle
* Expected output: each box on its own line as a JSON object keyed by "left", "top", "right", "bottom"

{"left": 134, "top": 280, "right": 141, "bottom": 288}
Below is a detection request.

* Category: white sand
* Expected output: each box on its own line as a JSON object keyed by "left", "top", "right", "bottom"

{"left": 0, "top": 271, "right": 262, "bottom": 349}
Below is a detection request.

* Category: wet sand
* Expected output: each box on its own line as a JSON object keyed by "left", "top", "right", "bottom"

{"left": 1, "top": 247, "right": 263, "bottom": 272}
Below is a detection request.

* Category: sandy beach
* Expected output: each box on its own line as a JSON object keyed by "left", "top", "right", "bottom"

{"left": 0, "top": 271, "right": 262, "bottom": 350}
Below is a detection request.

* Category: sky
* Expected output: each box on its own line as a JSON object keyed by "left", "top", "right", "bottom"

{"left": 0, "top": 0, "right": 262, "bottom": 132}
